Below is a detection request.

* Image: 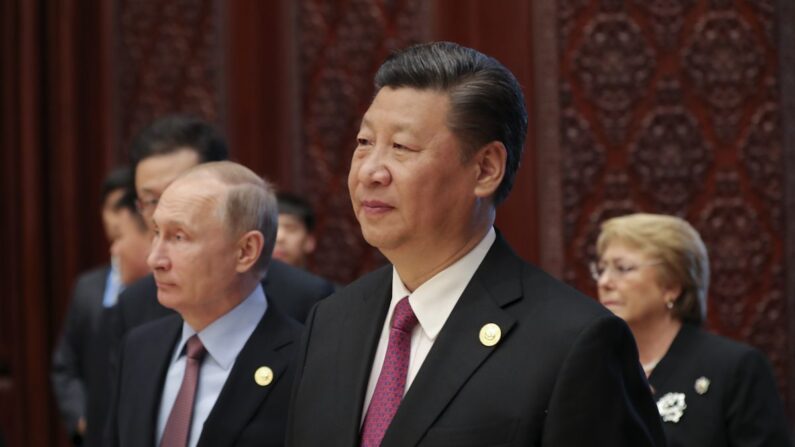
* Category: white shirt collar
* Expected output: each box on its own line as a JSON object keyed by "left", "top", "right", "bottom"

{"left": 173, "top": 284, "right": 267, "bottom": 370}
{"left": 391, "top": 227, "right": 496, "bottom": 340}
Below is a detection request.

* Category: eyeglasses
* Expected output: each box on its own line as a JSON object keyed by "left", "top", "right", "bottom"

{"left": 135, "top": 197, "right": 159, "bottom": 215}
{"left": 589, "top": 260, "right": 663, "bottom": 282}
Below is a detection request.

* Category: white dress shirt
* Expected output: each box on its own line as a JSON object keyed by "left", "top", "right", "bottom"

{"left": 362, "top": 227, "right": 496, "bottom": 421}
{"left": 156, "top": 285, "right": 267, "bottom": 447}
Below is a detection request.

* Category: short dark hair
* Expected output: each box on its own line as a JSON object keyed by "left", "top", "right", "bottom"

{"left": 129, "top": 114, "right": 229, "bottom": 192}
{"left": 113, "top": 188, "right": 148, "bottom": 232}
{"left": 277, "top": 192, "right": 316, "bottom": 232}
{"left": 374, "top": 41, "right": 528, "bottom": 205}
{"left": 101, "top": 166, "right": 132, "bottom": 204}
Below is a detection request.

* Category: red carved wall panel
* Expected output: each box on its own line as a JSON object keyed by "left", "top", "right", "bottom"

{"left": 294, "top": 0, "right": 428, "bottom": 283}
{"left": 556, "top": 0, "right": 791, "bottom": 416}
{"left": 115, "top": 0, "right": 224, "bottom": 152}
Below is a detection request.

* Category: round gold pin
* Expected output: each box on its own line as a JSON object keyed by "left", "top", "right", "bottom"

{"left": 254, "top": 366, "right": 274, "bottom": 387}
{"left": 479, "top": 323, "right": 501, "bottom": 347}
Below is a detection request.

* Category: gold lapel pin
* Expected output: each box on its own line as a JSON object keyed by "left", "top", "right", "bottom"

{"left": 479, "top": 323, "right": 501, "bottom": 347}
{"left": 254, "top": 366, "right": 274, "bottom": 387}
{"left": 694, "top": 376, "right": 710, "bottom": 395}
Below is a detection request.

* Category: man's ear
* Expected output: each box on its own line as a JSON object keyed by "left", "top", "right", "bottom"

{"left": 473, "top": 141, "right": 506, "bottom": 199}
{"left": 302, "top": 234, "right": 317, "bottom": 255}
{"left": 236, "top": 230, "right": 265, "bottom": 273}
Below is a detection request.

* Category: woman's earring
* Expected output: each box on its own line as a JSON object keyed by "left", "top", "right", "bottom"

{"left": 666, "top": 301, "right": 674, "bottom": 310}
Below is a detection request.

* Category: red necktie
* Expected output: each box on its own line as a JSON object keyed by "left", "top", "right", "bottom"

{"left": 160, "top": 334, "right": 206, "bottom": 447}
{"left": 361, "top": 296, "right": 418, "bottom": 447}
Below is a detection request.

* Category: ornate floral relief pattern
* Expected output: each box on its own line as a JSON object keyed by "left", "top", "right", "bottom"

{"left": 558, "top": 0, "right": 588, "bottom": 50}
{"left": 698, "top": 172, "right": 771, "bottom": 331}
{"left": 746, "top": 265, "right": 788, "bottom": 399}
{"left": 562, "top": 108, "right": 606, "bottom": 241}
{"left": 298, "top": 0, "right": 423, "bottom": 282}
{"left": 117, "top": 0, "right": 222, "bottom": 143}
{"left": 631, "top": 81, "right": 712, "bottom": 214}
{"left": 598, "top": 0, "right": 626, "bottom": 13}
{"left": 683, "top": 11, "right": 765, "bottom": 142}
{"left": 709, "top": 0, "right": 734, "bottom": 10}
{"left": 572, "top": 172, "right": 637, "bottom": 286}
{"left": 573, "top": 14, "right": 656, "bottom": 143}
{"left": 739, "top": 100, "right": 783, "bottom": 229}
{"left": 559, "top": 0, "right": 789, "bottom": 413}
{"left": 747, "top": 0, "right": 776, "bottom": 43}
{"left": 634, "top": 0, "right": 695, "bottom": 49}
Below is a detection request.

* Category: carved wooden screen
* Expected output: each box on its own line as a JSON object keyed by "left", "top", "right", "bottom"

{"left": 554, "top": 0, "right": 791, "bottom": 413}
{"left": 115, "top": 0, "right": 224, "bottom": 153}
{"left": 295, "top": 0, "right": 429, "bottom": 283}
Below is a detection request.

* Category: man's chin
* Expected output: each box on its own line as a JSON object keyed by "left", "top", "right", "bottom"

{"left": 156, "top": 290, "right": 180, "bottom": 310}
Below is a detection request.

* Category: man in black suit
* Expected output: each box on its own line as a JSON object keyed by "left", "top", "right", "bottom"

{"left": 112, "top": 115, "right": 332, "bottom": 333}
{"left": 108, "top": 161, "right": 301, "bottom": 446}
{"left": 51, "top": 166, "right": 131, "bottom": 445}
{"left": 287, "top": 42, "right": 666, "bottom": 446}
{"left": 97, "top": 115, "right": 333, "bottom": 446}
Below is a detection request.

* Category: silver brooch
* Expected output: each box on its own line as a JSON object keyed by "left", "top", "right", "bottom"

{"left": 657, "top": 392, "right": 687, "bottom": 423}
{"left": 694, "top": 376, "right": 710, "bottom": 395}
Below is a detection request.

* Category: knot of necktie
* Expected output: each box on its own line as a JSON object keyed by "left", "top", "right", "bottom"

{"left": 391, "top": 296, "right": 418, "bottom": 334}
{"left": 185, "top": 334, "right": 206, "bottom": 362}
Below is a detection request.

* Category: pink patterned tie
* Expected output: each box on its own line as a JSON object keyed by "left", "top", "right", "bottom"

{"left": 160, "top": 334, "right": 206, "bottom": 447}
{"left": 361, "top": 296, "right": 418, "bottom": 447}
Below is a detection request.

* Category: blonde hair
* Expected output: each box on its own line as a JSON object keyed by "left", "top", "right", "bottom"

{"left": 181, "top": 161, "right": 278, "bottom": 277}
{"left": 596, "top": 213, "right": 709, "bottom": 325}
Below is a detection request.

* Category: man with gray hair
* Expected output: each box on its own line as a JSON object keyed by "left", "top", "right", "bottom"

{"left": 108, "top": 161, "right": 301, "bottom": 447}
{"left": 288, "top": 42, "right": 665, "bottom": 446}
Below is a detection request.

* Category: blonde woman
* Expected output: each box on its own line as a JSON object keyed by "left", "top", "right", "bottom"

{"left": 594, "top": 213, "right": 790, "bottom": 447}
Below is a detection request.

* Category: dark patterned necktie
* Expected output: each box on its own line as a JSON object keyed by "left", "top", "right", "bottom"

{"left": 160, "top": 334, "right": 206, "bottom": 447}
{"left": 361, "top": 296, "right": 418, "bottom": 447}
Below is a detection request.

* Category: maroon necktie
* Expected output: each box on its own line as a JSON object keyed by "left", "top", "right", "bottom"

{"left": 361, "top": 296, "right": 418, "bottom": 447}
{"left": 160, "top": 334, "right": 206, "bottom": 447}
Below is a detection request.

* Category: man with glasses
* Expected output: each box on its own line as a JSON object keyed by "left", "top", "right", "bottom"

{"left": 98, "top": 115, "right": 334, "bottom": 445}
{"left": 111, "top": 115, "right": 334, "bottom": 339}
{"left": 107, "top": 161, "right": 302, "bottom": 446}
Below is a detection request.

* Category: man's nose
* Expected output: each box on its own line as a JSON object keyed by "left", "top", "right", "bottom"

{"left": 357, "top": 147, "right": 391, "bottom": 186}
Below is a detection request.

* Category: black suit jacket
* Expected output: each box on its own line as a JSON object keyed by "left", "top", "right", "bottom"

{"left": 108, "top": 302, "right": 303, "bottom": 447}
{"left": 101, "top": 260, "right": 333, "bottom": 445}
{"left": 111, "top": 260, "right": 333, "bottom": 339}
{"left": 649, "top": 324, "right": 791, "bottom": 447}
{"left": 51, "top": 265, "right": 110, "bottom": 442}
{"left": 288, "top": 235, "right": 666, "bottom": 446}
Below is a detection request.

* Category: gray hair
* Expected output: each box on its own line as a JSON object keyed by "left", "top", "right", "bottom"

{"left": 182, "top": 161, "right": 278, "bottom": 277}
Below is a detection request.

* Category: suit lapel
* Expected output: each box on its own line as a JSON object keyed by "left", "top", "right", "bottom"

{"left": 126, "top": 317, "right": 181, "bottom": 446}
{"left": 336, "top": 268, "right": 393, "bottom": 445}
{"left": 648, "top": 323, "right": 696, "bottom": 394}
{"left": 197, "top": 304, "right": 297, "bottom": 447}
{"left": 87, "top": 266, "right": 110, "bottom": 329}
{"left": 382, "top": 236, "right": 523, "bottom": 446}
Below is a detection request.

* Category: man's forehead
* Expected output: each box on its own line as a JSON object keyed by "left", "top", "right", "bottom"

{"left": 155, "top": 179, "right": 224, "bottom": 221}
{"left": 135, "top": 149, "right": 201, "bottom": 191}
{"left": 278, "top": 213, "right": 306, "bottom": 228}
{"left": 362, "top": 87, "right": 450, "bottom": 129}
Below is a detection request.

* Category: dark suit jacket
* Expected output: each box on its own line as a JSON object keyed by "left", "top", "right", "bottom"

{"left": 110, "top": 260, "right": 333, "bottom": 342}
{"left": 288, "top": 235, "right": 666, "bottom": 446}
{"left": 108, "top": 302, "right": 303, "bottom": 447}
{"left": 649, "top": 324, "right": 791, "bottom": 447}
{"left": 51, "top": 265, "right": 110, "bottom": 442}
{"left": 97, "top": 261, "right": 332, "bottom": 445}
